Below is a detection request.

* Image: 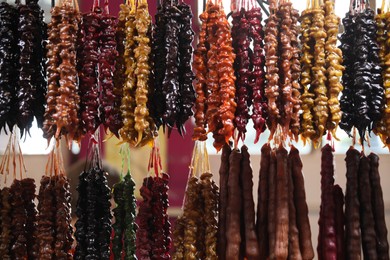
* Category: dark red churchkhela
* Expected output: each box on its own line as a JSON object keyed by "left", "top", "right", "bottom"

{"left": 368, "top": 153, "right": 389, "bottom": 259}
{"left": 99, "top": 3, "right": 121, "bottom": 137}
{"left": 344, "top": 147, "right": 362, "bottom": 259}
{"left": 358, "top": 155, "right": 377, "bottom": 259}
{"left": 77, "top": 6, "right": 101, "bottom": 136}
{"left": 247, "top": 6, "right": 267, "bottom": 143}
{"left": 217, "top": 144, "right": 231, "bottom": 259}
{"left": 226, "top": 148, "right": 242, "bottom": 260}
{"left": 232, "top": 8, "right": 251, "bottom": 142}
{"left": 256, "top": 143, "right": 270, "bottom": 259}
{"left": 318, "top": 144, "right": 337, "bottom": 260}
{"left": 136, "top": 174, "right": 171, "bottom": 259}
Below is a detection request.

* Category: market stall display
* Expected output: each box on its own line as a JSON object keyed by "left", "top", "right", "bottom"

{"left": 0, "top": 0, "right": 389, "bottom": 259}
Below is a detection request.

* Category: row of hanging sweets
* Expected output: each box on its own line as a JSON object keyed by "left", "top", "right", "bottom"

{"left": 0, "top": 0, "right": 389, "bottom": 259}
{"left": 1, "top": 0, "right": 390, "bottom": 150}
{"left": 1, "top": 137, "right": 388, "bottom": 260}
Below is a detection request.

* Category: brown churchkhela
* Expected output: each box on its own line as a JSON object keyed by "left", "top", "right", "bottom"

{"left": 172, "top": 174, "right": 196, "bottom": 260}
{"left": 290, "top": 146, "right": 314, "bottom": 260}
{"left": 226, "top": 148, "right": 242, "bottom": 260}
{"left": 42, "top": 0, "right": 81, "bottom": 146}
{"left": 217, "top": 144, "right": 231, "bottom": 260}
{"left": 278, "top": 2, "right": 294, "bottom": 137}
{"left": 0, "top": 188, "right": 12, "bottom": 259}
{"left": 358, "top": 155, "right": 378, "bottom": 259}
{"left": 172, "top": 170, "right": 219, "bottom": 259}
{"left": 240, "top": 146, "right": 260, "bottom": 259}
{"left": 256, "top": 143, "right": 270, "bottom": 259}
{"left": 368, "top": 153, "right": 389, "bottom": 259}
{"left": 275, "top": 146, "right": 289, "bottom": 259}
{"left": 267, "top": 149, "right": 277, "bottom": 259}
{"left": 289, "top": 7, "right": 302, "bottom": 141}
{"left": 318, "top": 144, "right": 337, "bottom": 260}
{"left": 345, "top": 148, "right": 362, "bottom": 259}
{"left": 264, "top": 3, "right": 280, "bottom": 139}
{"left": 333, "top": 184, "right": 345, "bottom": 260}
{"left": 201, "top": 172, "right": 219, "bottom": 258}
{"left": 10, "top": 180, "right": 28, "bottom": 259}
{"left": 263, "top": 0, "right": 300, "bottom": 141}
{"left": 287, "top": 154, "right": 302, "bottom": 260}
{"left": 254, "top": 144, "right": 313, "bottom": 260}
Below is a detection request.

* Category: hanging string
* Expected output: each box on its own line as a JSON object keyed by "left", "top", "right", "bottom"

{"left": 0, "top": 134, "right": 12, "bottom": 182}
{"left": 189, "top": 141, "right": 198, "bottom": 177}
{"left": 104, "top": 0, "right": 109, "bottom": 13}
{"left": 257, "top": 0, "right": 270, "bottom": 16}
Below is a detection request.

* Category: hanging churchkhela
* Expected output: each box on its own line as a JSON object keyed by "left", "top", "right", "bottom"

{"left": 43, "top": 0, "right": 81, "bottom": 145}
{"left": 192, "top": 0, "right": 236, "bottom": 151}
{"left": 34, "top": 144, "right": 74, "bottom": 259}
{"left": 299, "top": 0, "right": 344, "bottom": 146}
{"left": 150, "top": 0, "right": 195, "bottom": 135}
{"left": 111, "top": 146, "right": 137, "bottom": 260}
{"left": 343, "top": 147, "right": 389, "bottom": 259}
{"left": 136, "top": 143, "right": 171, "bottom": 259}
{"left": 0, "top": 132, "right": 74, "bottom": 259}
{"left": 119, "top": 0, "right": 156, "bottom": 147}
{"left": 77, "top": 0, "right": 122, "bottom": 139}
{"left": 0, "top": 0, "right": 46, "bottom": 135}
{"left": 76, "top": 0, "right": 102, "bottom": 137}
{"left": 0, "top": 133, "right": 37, "bottom": 259}
{"left": 74, "top": 141, "right": 112, "bottom": 260}
{"left": 0, "top": 2, "right": 18, "bottom": 134}
{"left": 172, "top": 141, "right": 219, "bottom": 259}
{"left": 374, "top": 5, "right": 390, "bottom": 148}
{"left": 217, "top": 145, "right": 270, "bottom": 258}
{"left": 317, "top": 144, "right": 343, "bottom": 260}
{"left": 231, "top": 0, "right": 267, "bottom": 143}
{"left": 99, "top": 0, "right": 122, "bottom": 137}
{"left": 255, "top": 144, "right": 314, "bottom": 260}
{"left": 339, "top": 2, "right": 384, "bottom": 143}
{"left": 263, "top": 0, "right": 301, "bottom": 142}
{"left": 17, "top": 0, "right": 47, "bottom": 136}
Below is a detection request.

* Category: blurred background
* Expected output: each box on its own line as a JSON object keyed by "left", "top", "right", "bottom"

{"left": 0, "top": 0, "right": 388, "bottom": 255}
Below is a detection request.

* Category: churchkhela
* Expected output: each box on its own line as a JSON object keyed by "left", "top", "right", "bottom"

{"left": 0, "top": 0, "right": 389, "bottom": 260}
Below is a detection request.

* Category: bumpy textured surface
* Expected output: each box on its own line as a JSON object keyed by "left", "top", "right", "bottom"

{"left": 246, "top": 7, "right": 267, "bottom": 143}
{"left": 74, "top": 168, "right": 112, "bottom": 260}
{"left": 77, "top": 8, "right": 101, "bottom": 136}
{"left": 0, "top": 3, "right": 18, "bottom": 133}
{"left": 16, "top": 0, "right": 46, "bottom": 136}
{"left": 340, "top": 8, "right": 384, "bottom": 142}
